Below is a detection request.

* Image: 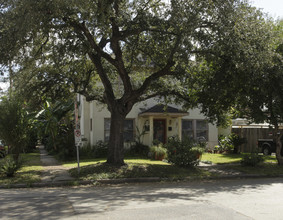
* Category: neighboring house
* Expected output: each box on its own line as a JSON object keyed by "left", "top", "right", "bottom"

{"left": 232, "top": 118, "right": 283, "bottom": 152}
{"left": 78, "top": 95, "right": 219, "bottom": 149}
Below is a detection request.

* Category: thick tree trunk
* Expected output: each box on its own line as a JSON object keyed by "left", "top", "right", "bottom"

{"left": 274, "top": 124, "right": 283, "bottom": 165}
{"left": 106, "top": 111, "right": 126, "bottom": 166}
{"left": 276, "top": 134, "right": 283, "bottom": 166}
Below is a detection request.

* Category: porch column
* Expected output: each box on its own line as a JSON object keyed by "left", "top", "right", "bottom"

{"left": 178, "top": 117, "right": 182, "bottom": 140}
{"left": 149, "top": 116, "right": 153, "bottom": 146}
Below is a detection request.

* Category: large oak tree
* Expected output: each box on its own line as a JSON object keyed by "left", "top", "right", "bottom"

{"left": 0, "top": 0, "right": 272, "bottom": 165}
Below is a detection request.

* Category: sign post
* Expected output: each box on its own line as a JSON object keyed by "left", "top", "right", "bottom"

{"left": 74, "top": 96, "right": 81, "bottom": 174}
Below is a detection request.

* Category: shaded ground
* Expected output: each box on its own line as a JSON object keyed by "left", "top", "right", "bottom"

{"left": 39, "top": 145, "right": 74, "bottom": 183}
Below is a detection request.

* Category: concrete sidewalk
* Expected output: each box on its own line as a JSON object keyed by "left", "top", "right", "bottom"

{"left": 38, "top": 145, "right": 74, "bottom": 183}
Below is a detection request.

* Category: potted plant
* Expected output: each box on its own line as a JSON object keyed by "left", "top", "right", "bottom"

{"left": 150, "top": 144, "right": 167, "bottom": 161}
{"left": 191, "top": 147, "right": 204, "bottom": 160}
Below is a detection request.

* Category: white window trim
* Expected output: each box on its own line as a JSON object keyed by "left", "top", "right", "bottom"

{"left": 182, "top": 119, "right": 209, "bottom": 141}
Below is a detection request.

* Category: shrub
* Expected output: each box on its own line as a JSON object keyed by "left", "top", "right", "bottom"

{"left": 165, "top": 137, "right": 203, "bottom": 167}
{"left": 79, "top": 143, "right": 96, "bottom": 158}
{"left": 0, "top": 148, "right": 6, "bottom": 158}
{"left": 241, "top": 153, "right": 264, "bottom": 166}
{"left": 56, "top": 125, "right": 76, "bottom": 160}
{"left": 0, "top": 157, "right": 22, "bottom": 177}
{"left": 128, "top": 143, "right": 149, "bottom": 157}
{"left": 93, "top": 141, "right": 108, "bottom": 158}
{"left": 218, "top": 133, "right": 246, "bottom": 154}
{"left": 218, "top": 135, "right": 234, "bottom": 153}
{"left": 149, "top": 144, "right": 167, "bottom": 160}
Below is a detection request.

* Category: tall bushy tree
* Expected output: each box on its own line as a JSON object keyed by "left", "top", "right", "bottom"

{"left": 0, "top": 0, "right": 272, "bottom": 165}
{"left": 234, "top": 20, "right": 283, "bottom": 164}
{"left": 0, "top": 95, "right": 36, "bottom": 159}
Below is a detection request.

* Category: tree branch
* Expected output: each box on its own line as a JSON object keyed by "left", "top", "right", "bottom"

{"left": 132, "top": 35, "right": 182, "bottom": 99}
{"left": 110, "top": 17, "right": 133, "bottom": 94}
{"left": 87, "top": 52, "right": 115, "bottom": 103}
{"left": 65, "top": 18, "right": 117, "bottom": 66}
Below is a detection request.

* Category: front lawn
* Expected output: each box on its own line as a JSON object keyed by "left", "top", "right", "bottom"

{"left": 63, "top": 154, "right": 283, "bottom": 182}
{"left": 0, "top": 150, "right": 43, "bottom": 185}
{"left": 201, "top": 153, "right": 277, "bottom": 164}
{"left": 201, "top": 153, "right": 283, "bottom": 176}
{"left": 230, "top": 163, "right": 283, "bottom": 176}
{"left": 62, "top": 157, "right": 170, "bottom": 168}
{"left": 67, "top": 157, "right": 213, "bottom": 181}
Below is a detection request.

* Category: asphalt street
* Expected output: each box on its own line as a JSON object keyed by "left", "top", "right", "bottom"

{"left": 0, "top": 178, "right": 283, "bottom": 220}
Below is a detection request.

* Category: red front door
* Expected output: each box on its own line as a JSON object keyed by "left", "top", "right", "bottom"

{"left": 153, "top": 119, "right": 166, "bottom": 144}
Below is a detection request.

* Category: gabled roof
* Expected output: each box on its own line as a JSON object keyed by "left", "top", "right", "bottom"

{"left": 139, "top": 104, "right": 189, "bottom": 117}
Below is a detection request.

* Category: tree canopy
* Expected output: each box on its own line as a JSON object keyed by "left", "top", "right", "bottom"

{"left": 233, "top": 20, "right": 283, "bottom": 164}
{"left": 0, "top": 0, "right": 275, "bottom": 165}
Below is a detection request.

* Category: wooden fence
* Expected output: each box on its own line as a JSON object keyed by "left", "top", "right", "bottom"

{"left": 232, "top": 127, "right": 275, "bottom": 153}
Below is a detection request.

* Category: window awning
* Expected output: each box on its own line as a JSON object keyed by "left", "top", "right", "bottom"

{"left": 139, "top": 104, "right": 189, "bottom": 117}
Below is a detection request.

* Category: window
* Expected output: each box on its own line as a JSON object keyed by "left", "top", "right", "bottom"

{"left": 182, "top": 119, "right": 208, "bottom": 141}
{"left": 104, "top": 118, "right": 134, "bottom": 142}
{"left": 196, "top": 120, "right": 208, "bottom": 141}
{"left": 182, "top": 120, "right": 193, "bottom": 139}
{"left": 104, "top": 119, "right": 111, "bottom": 141}
{"left": 123, "top": 120, "right": 134, "bottom": 142}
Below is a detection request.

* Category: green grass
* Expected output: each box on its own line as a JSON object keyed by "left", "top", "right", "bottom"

{"left": 62, "top": 158, "right": 107, "bottom": 168}
{"left": 70, "top": 163, "right": 212, "bottom": 181}
{"left": 62, "top": 157, "right": 170, "bottom": 168}
{"left": 0, "top": 150, "right": 43, "bottom": 185}
{"left": 202, "top": 153, "right": 283, "bottom": 176}
{"left": 67, "top": 157, "right": 213, "bottom": 181}
{"left": 201, "top": 153, "right": 277, "bottom": 164}
{"left": 230, "top": 163, "right": 283, "bottom": 176}
{"left": 201, "top": 153, "right": 243, "bottom": 164}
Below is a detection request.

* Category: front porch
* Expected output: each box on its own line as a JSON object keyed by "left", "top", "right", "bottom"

{"left": 138, "top": 104, "right": 189, "bottom": 146}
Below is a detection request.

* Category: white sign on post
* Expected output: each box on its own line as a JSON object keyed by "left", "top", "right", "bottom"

{"left": 74, "top": 129, "right": 82, "bottom": 146}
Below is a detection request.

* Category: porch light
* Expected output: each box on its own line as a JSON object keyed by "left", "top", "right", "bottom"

{"left": 144, "top": 120, "right": 150, "bottom": 131}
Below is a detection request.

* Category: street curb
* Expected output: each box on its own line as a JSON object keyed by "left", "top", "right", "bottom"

{"left": 1, "top": 174, "right": 283, "bottom": 189}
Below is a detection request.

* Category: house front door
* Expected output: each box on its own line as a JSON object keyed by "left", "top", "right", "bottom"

{"left": 153, "top": 119, "right": 166, "bottom": 144}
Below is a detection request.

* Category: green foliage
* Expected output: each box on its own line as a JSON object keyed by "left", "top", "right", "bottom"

{"left": 218, "top": 133, "right": 246, "bottom": 153}
{"left": 77, "top": 141, "right": 109, "bottom": 159}
{"left": 241, "top": 153, "right": 264, "bottom": 167}
{"left": 56, "top": 125, "right": 76, "bottom": 160}
{"left": 93, "top": 141, "right": 109, "bottom": 158}
{"left": 128, "top": 143, "right": 149, "bottom": 157}
{"left": 69, "top": 160, "right": 211, "bottom": 181}
{"left": 0, "top": 144, "right": 7, "bottom": 158}
{"left": 0, "top": 95, "right": 37, "bottom": 156}
{"left": 149, "top": 144, "right": 167, "bottom": 160}
{"left": 36, "top": 100, "right": 74, "bottom": 152}
{"left": 35, "top": 99, "right": 76, "bottom": 161}
{"left": 125, "top": 125, "right": 150, "bottom": 157}
{"left": 218, "top": 135, "right": 234, "bottom": 152}
{"left": 1, "top": 0, "right": 277, "bottom": 164}
{"left": 0, "top": 151, "right": 43, "bottom": 185}
{"left": 79, "top": 143, "right": 96, "bottom": 159}
{"left": 0, "top": 157, "right": 23, "bottom": 177}
{"left": 165, "top": 137, "right": 204, "bottom": 167}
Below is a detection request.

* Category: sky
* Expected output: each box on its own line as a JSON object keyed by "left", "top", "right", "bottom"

{"left": 250, "top": 0, "right": 283, "bottom": 19}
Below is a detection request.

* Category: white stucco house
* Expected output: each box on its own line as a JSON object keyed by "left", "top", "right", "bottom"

{"left": 78, "top": 95, "right": 220, "bottom": 149}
